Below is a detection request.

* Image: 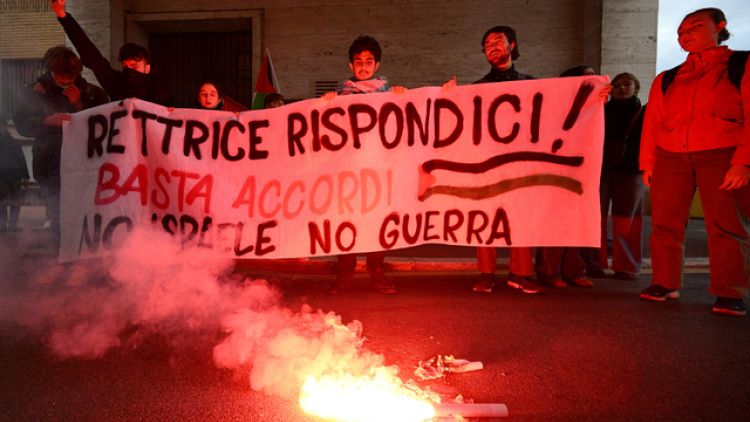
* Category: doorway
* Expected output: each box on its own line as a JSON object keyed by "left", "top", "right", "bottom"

{"left": 149, "top": 30, "right": 253, "bottom": 108}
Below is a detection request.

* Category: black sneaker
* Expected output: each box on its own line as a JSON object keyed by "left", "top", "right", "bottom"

{"left": 539, "top": 277, "right": 568, "bottom": 289}
{"left": 586, "top": 268, "right": 607, "bottom": 278}
{"left": 563, "top": 276, "right": 594, "bottom": 288}
{"left": 472, "top": 273, "right": 496, "bottom": 293}
{"left": 327, "top": 273, "right": 354, "bottom": 295}
{"left": 640, "top": 284, "right": 679, "bottom": 302}
{"left": 712, "top": 297, "right": 747, "bottom": 317}
{"left": 371, "top": 271, "right": 396, "bottom": 295}
{"left": 506, "top": 273, "right": 541, "bottom": 294}
{"left": 613, "top": 271, "right": 639, "bottom": 281}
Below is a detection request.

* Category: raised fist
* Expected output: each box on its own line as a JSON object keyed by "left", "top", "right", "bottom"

{"left": 51, "top": 0, "right": 67, "bottom": 18}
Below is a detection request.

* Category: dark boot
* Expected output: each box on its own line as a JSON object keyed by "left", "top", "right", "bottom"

{"left": 370, "top": 270, "right": 396, "bottom": 294}
{"left": 328, "top": 272, "right": 354, "bottom": 295}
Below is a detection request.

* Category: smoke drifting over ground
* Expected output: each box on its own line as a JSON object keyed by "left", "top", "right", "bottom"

{"left": 0, "top": 228, "right": 386, "bottom": 399}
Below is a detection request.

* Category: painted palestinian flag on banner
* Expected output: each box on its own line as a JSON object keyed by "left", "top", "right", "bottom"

{"left": 251, "top": 49, "right": 279, "bottom": 109}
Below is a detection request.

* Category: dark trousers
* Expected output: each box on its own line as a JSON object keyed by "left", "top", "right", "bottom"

{"left": 0, "top": 190, "right": 22, "bottom": 229}
{"left": 535, "top": 247, "right": 586, "bottom": 281}
{"left": 477, "top": 247, "right": 534, "bottom": 276}
{"left": 651, "top": 147, "right": 750, "bottom": 298}
{"left": 337, "top": 252, "right": 386, "bottom": 274}
{"left": 599, "top": 172, "right": 644, "bottom": 274}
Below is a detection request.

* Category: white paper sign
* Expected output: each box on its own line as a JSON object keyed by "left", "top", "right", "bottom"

{"left": 60, "top": 76, "right": 606, "bottom": 261}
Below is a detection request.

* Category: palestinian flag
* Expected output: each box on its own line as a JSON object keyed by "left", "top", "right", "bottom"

{"left": 251, "top": 49, "right": 279, "bottom": 109}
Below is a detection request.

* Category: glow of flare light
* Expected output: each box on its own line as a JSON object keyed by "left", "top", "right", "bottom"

{"left": 299, "top": 369, "right": 436, "bottom": 422}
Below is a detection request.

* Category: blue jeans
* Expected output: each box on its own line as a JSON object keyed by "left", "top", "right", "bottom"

{"left": 651, "top": 147, "right": 750, "bottom": 298}
{"left": 600, "top": 172, "right": 643, "bottom": 274}
{"left": 477, "top": 247, "right": 534, "bottom": 276}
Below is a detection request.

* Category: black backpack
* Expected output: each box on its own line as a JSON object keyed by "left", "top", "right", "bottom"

{"left": 660, "top": 50, "right": 749, "bottom": 94}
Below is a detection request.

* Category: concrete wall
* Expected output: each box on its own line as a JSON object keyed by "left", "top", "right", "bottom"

{"left": 582, "top": 0, "right": 603, "bottom": 72}
{"left": 600, "top": 0, "right": 658, "bottom": 98}
{"left": 0, "top": 2, "right": 62, "bottom": 58}
{"left": 65, "top": 0, "right": 113, "bottom": 84}
{"left": 0, "top": 1, "right": 64, "bottom": 118}
{"left": 123, "top": 0, "right": 631, "bottom": 100}
{"left": 0, "top": 0, "right": 114, "bottom": 113}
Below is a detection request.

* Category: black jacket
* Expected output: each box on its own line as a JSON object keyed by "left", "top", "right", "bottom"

{"left": 13, "top": 72, "right": 108, "bottom": 182}
{"left": 58, "top": 13, "right": 174, "bottom": 106}
{"left": 0, "top": 132, "right": 29, "bottom": 197}
{"left": 603, "top": 96, "right": 644, "bottom": 174}
{"left": 474, "top": 65, "right": 534, "bottom": 84}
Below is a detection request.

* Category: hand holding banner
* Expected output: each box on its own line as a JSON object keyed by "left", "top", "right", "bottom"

{"left": 60, "top": 76, "right": 607, "bottom": 261}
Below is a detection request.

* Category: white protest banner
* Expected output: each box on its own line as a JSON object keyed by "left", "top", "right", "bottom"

{"left": 60, "top": 76, "right": 606, "bottom": 262}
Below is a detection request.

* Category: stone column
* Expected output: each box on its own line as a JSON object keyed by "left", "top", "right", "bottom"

{"left": 600, "top": 0, "right": 658, "bottom": 98}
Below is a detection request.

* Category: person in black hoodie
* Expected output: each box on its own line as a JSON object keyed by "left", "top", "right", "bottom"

{"left": 51, "top": 0, "right": 173, "bottom": 106}
{"left": 13, "top": 45, "right": 108, "bottom": 245}
{"left": 593, "top": 72, "right": 645, "bottom": 281}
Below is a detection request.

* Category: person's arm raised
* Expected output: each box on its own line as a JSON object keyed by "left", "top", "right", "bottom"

{"left": 51, "top": 0, "right": 118, "bottom": 95}
{"left": 51, "top": 0, "right": 66, "bottom": 18}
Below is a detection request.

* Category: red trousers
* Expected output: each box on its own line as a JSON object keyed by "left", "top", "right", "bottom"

{"left": 476, "top": 247, "right": 534, "bottom": 276}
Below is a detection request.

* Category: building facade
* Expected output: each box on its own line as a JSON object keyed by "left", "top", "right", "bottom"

{"left": 1, "top": 0, "right": 658, "bottom": 114}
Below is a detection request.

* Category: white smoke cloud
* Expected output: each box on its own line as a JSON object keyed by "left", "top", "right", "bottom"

{"left": 0, "top": 226, "right": 390, "bottom": 401}
{"left": 1, "top": 228, "right": 273, "bottom": 358}
{"left": 213, "top": 305, "right": 391, "bottom": 399}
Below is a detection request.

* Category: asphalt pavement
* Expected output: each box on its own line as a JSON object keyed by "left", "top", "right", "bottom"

{"left": 1, "top": 206, "right": 747, "bottom": 422}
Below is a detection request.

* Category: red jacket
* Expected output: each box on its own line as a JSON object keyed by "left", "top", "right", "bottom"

{"left": 641, "top": 46, "right": 750, "bottom": 171}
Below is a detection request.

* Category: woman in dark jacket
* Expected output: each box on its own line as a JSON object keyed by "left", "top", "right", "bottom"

{"left": 593, "top": 72, "right": 645, "bottom": 280}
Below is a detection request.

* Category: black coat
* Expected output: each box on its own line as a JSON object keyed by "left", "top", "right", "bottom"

{"left": 0, "top": 132, "right": 29, "bottom": 198}
{"left": 603, "top": 96, "right": 644, "bottom": 174}
{"left": 474, "top": 65, "right": 534, "bottom": 84}
{"left": 13, "top": 72, "right": 108, "bottom": 182}
{"left": 59, "top": 13, "right": 174, "bottom": 107}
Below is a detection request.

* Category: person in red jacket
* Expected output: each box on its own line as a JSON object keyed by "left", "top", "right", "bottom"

{"left": 639, "top": 8, "right": 750, "bottom": 316}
